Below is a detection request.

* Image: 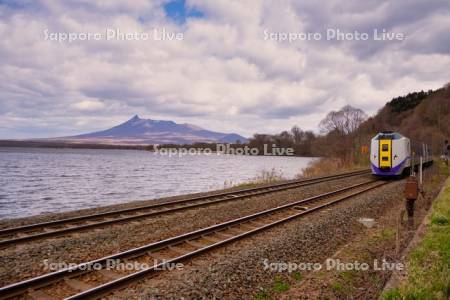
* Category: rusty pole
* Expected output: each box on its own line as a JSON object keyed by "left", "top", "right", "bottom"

{"left": 404, "top": 176, "right": 419, "bottom": 229}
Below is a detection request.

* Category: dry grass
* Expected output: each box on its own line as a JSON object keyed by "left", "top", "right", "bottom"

{"left": 224, "top": 168, "right": 286, "bottom": 189}
{"left": 297, "top": 157, "right": 366, "bottom": 179}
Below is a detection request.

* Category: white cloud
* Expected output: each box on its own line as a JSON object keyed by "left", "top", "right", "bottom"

{"left": 0, "top": 0, "right": 449, "bottom": 138}
{"left": 71, "top": 100, "right": 106, "bottom": 111}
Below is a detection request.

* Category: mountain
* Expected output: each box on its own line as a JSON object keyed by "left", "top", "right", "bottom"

{"left": 59, "top": 115, "right": 248, "bottom": 145}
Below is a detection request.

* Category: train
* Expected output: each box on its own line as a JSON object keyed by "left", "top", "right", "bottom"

{"left": 370, "top": 131, "right": 433, "bottom": 176}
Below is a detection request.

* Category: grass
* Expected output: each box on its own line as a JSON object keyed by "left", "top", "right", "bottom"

{"left": 381, "top": 167, "right": 450, "bottom": 300}
{"left": 376, "top": 228, "right": 396, "bottom": 241}
{"left": 328, "top": 270, "right": 357, "bottom": 297}
{"left": 438, "top": 159, "right": 450, "bottom": 177}
{"left": 225, "top": 168, "right": 285, "bottom": 189}
{"left": 273, "top": 279, "right": 290, "bottom": 293}
{"left": 254, "top": 276, "right": 292, "bottom": 299}
{"left": 431, "top": 214, "right": 449, "bottom": 226}
{"left": 331, "top": 281, "right": 344, "bottom": 294}
{"left": 254, "top": 290, "right": 272, "bottom": 300}
{"left": 339, "top": 270, "right": 356, "bottom": 283}
{"left": 298, "top": 157, "right": 366, "bottom": 179}
{"left": 292, "top": 272, "right": 302, "bottom": 282}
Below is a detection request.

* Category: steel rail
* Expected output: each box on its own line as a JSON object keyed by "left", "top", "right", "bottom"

{"left": 0, "top": 178, "right": 384, "bottom": 300}
{"left": 68, "top": 181, "right": 388, "bottom": 300}
{"left": 0, "top": 169, "right": 370, "bottom": 247}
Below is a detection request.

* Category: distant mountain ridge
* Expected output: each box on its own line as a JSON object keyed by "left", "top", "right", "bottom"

{"left": 60, "top": 115, "right": 248, "bottom": 145}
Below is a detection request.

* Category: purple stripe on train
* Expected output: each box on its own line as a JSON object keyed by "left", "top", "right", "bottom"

{"left": 371, "top": 158, "right": 409, "bottom": 176}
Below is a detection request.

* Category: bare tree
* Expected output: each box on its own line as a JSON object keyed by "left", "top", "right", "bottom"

{"left": 291, "top": 125, "right": 304, "bottom": 144}
{"left": 319, "top": 105, "right": 368, "bottom": 135}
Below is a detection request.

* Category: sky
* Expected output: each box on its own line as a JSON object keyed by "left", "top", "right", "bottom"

{"left": 0, "top": 0, "right": 449, "bottom": 139}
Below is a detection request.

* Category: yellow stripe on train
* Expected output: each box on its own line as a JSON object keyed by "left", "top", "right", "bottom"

{"left": 379, "top": 139, "right": 392, "bottom": 168}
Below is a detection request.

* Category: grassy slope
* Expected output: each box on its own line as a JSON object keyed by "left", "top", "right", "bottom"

{"left": 382, "top": 163, "right": 450, "bottom": 300}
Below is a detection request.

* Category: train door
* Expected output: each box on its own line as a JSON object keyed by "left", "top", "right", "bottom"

{"left": 379, "top": 139, "right": 392, "bottom": 169}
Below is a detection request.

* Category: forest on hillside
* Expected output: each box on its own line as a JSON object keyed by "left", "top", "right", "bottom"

{"left": 244, "top": 83, "right": 450, "bottom": 160}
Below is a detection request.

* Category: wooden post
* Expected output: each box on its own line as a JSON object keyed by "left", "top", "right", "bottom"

{"left": 404, "top": 177, "right": 419, "bottom": 229}
{"left": 396, "top": 210, "right": 404, "bottom": 255}
{"left": 419, "top": 156, "right": 423, "bottom": 186}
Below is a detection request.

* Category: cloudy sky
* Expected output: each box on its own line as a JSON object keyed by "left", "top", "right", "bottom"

{"left": 0, "top": 0, "right": 449, "bottom": 138}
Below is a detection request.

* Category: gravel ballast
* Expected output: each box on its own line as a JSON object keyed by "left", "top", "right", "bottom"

{"left": 112, "top": 168, "right": 444, "bottom": 299}
{"left": 0, "top": 174, "right": 371, "bottom": 286}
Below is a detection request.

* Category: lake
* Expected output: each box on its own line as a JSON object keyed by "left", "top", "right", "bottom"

{"left": 0, "top": 147, "right": 317, "bottom": 219}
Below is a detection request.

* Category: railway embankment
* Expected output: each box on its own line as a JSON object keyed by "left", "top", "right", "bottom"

{"left": 114, "top": 164, "right": 447, "bottom": 299}
{"left": 0, "top": 171, "right": 370, "bottom": 287}
{"left": 381, "top": 165, "right": 450, "bottom": 299}
{"left": 0, "top": 164, "right": 446, "bottom": 299}
{"left": 251, "top": 162, "right": 448, "bottom": 300}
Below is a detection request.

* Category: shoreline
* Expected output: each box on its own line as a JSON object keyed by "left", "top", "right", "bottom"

{"left": 0, "top": 173, "right": 301, "bottom": 227}
{"left": 0, "top": 142, "right": 321, "bottom": 158}
{"left": 0, "top": 140, "right": 150, "bottom": 151}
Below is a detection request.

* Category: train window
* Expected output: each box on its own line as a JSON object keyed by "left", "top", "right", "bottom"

{"left": 376, "top": 132, "right": 402, "bottom": 140}
{"left": 382, "top": 144, "right": 389, "bottom": 151}
{"left": 382, "top": 157, "right": 389, "bottom": 161}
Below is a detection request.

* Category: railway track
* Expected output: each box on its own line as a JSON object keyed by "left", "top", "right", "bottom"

{"left": 0, "top": 178, "right": 387, "bottom": 300}
{"left": 0, "top": 169, "right": 370, "bottom": 247}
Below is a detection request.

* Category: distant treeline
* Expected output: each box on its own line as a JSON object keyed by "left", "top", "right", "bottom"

{"left": 155, "top": 104, "right": 366, "bottom": 158}
{"left": 243, "top": 105, "right": 368, "bottom": 159}
{"left": 387, "top": 90, "right": 433, "bottom": 113}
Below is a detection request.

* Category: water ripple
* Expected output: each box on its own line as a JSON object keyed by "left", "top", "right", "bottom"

{"left": 0, "top": 147, "right": 316, "bottom": 219}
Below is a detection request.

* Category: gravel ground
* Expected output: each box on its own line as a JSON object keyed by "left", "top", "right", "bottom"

{"left": 110, "top": 168, "right": 444, "bottom": 299}
{"left": 280, "top": 168, "right": 444, "bottom": 300}
{"left": 0, "top": 174, "right": 372, "bottom": 287}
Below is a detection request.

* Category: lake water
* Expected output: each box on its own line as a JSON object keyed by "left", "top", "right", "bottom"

{"left": 0, "top": 147, "right": 317, "bottom": 220}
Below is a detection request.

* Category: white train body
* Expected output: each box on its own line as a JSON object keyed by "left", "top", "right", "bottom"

{"left": 370, "top": 132, "right": 432, "bottom": 176}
